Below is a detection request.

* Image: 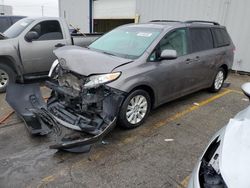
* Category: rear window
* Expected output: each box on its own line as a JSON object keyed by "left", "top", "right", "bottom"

{"left": 212, "top": 28, "right": 231, "bottom": 47}
{"left": 190, "top": 28, "right": 213, "bottom": 53}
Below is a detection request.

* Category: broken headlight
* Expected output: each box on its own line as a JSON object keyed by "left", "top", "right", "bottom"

{"left": 84, "top": 72, "right": 121, "bottom": 88}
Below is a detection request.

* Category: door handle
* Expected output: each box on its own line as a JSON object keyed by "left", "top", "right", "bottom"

{"left": 55, "top": 43, "right": 65, "bottom": 48}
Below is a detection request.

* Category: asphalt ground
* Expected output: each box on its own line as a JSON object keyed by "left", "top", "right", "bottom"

{"left": 0, "top": 73, "right": 249, "bottom": 188}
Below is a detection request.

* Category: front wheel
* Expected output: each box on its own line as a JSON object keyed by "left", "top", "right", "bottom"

{"left": 118, "top": 90, "right": 151, "bottom": 129}
{"left": 209, "top": 68, "right": 225, "bottom": 92}
{"left": 0, "top": 64, "right": 15, "bottom": 93}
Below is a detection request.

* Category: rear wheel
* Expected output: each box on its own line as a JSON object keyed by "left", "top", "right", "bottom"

{"left": 209, "top": 68, "right": 225, "bottom": 92}
{"left": 0, "top": 64, "right": 15, "bottom": 93}
{"left": 118, "top": 90, "right": 151, "bottom": 129}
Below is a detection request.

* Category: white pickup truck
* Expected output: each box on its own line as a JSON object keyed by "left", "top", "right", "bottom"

{"left": 0, "top": 17, "right": 102, "bottom": 92}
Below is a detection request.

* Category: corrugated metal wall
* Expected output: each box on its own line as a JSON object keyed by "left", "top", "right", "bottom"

{"left": 94, "top": 0, "right": 136, "bottom": 19}
{"left": 0, "top": 5, "right": 13, "bottom": 15}
{"left": 59, "top": 0, "right": 90, "bottom": 33}
{"left": 136, "top": 0, "right": 250, "bottom": 72}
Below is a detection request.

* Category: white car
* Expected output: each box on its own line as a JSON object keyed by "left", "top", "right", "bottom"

{"left": 188, "top": 83, "right": 250, "bottom": 188}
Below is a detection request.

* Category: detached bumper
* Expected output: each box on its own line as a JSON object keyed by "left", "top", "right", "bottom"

{"left": 6, "top": 83, "right": 51, "bottom": 135}
{"left": 6, "top": 83, "right": 125, "bottom": 153}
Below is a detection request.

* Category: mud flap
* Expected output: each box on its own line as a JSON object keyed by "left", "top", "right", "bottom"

{"left": 6, "top": 83, "right": 51, "bottom": 135}
{"left": 6, "top": 83, "right": 119, "bottom": 153}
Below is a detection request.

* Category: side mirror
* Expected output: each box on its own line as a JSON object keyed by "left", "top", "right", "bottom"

{"left": 160, "top": 49, "right": 177, "bottom": 60}
{"left": 242, "top": 83, "right": 250, "bottom": 99}
{"left": 25, "top": 31, "right": 39, "bottom": 42}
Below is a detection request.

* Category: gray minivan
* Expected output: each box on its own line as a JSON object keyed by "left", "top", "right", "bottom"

{"left": 7, "top": 20, "right": 235, "bottom": 152}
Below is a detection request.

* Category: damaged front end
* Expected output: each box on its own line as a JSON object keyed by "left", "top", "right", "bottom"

{"left": 6, "top": 61, "right": 125, "bottom": 153}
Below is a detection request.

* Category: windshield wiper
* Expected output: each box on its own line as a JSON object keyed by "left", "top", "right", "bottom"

{"left": 88, "top": 47, "right": 118, "bottom": 57}
{"left": 101, "top": 51, "right": 117, "bottom": 57}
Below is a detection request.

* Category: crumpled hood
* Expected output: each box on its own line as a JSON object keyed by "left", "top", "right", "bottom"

{"left": 219, "top": 110, "right": 250, "bottom": 188}
{"left": 54, "top": 46, "right": 132, "bottom": 76}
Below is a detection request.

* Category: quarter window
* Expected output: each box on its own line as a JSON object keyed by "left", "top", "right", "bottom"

{"left": 212, "top": 28, "right": 231, "bottom": 47}
{"left": 190, "top": 28, "right": 213, "bottom": 53}
{"left": 29, "top": 20, "right": 63, "bottom": 41}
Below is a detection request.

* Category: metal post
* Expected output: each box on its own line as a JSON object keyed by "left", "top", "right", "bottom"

{"left": 89, "top": 0, "right": 93, "bottom": 33}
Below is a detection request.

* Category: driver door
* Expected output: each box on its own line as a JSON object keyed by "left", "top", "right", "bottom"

{"left": 19, "top": 20, "right": 67, "bottom": 74}
{"left": 150, "top": 28, "right": 197, "bottom": 104}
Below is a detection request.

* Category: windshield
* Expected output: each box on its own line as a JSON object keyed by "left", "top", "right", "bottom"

{"left": 89, "top": 26, "right": 162, "bottom": 59}
{"left": 4, "top": 18, "right": 34, "bottom": 38}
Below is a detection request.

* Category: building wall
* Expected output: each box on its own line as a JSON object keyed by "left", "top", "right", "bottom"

{"left": 0, "top": 5, "right": 13, "bottom": 15}
{"left": 93, "top": 0, "right": 136, "bottom": 19}
{"left": 136, "top": 0, "right": 250, "bottom": 72}
{"left": 58, "top": 0, "right": 90, "bottom": 33}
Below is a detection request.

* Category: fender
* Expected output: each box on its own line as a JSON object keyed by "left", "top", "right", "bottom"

{"left": 0, "top": 39, "right": 24, "bottom": 81}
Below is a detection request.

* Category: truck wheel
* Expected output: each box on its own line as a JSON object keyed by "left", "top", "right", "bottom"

{"left": 209, "top": 68, "right": 225, "bottom": 93}
{"left": 118, "top": 89, "right": 151, "bottom": 129}
{"left": 0, "top": 64, "right": 15, "bottom": 93}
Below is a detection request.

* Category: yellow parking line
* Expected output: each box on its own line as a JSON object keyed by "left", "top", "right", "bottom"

{"left": 177, "top": 175, "right": 190, "bottom": 188}
{"left": 35, "top": 89, "right": 233, "bottom": 186}
{"left": 153, "top": 89, "right": 232, "bottom": 129}
{"left": 228, "top": 88, "right": 244, "bottom": 95}
{"left": 36, "top": 175, "right": 56, "bottom": 188}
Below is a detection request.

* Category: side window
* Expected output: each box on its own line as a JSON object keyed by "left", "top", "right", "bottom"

{"left": 149, "top": 29, "right": 187, "bottom": 61}
{"left": 190, "top": 28, "right": 213, "bottom": 53}
{"left": 30, "top": 20, "right": 63, "bottom": 41}
{"left": 212, "top": 28, "right": 231, "bottom": 47}
{"left": 0, "top": 17, "right": 11, "bottom": 32}
{"left": 159, "top": 29, "right": 188, "bottom": 57}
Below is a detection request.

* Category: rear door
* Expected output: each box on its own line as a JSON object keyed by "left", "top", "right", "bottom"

{"left": 19, "top": 20, "right": 67, "bottom": 74}
{"left": 189, "top": 27, "right": 215, "bottom": 88}
{"left": 212, "top": 28, "right": 234, "bottom": 74}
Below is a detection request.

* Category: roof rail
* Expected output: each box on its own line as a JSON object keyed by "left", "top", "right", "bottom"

{"left": 185, "top": 20, "right": 220, "bottom": 25}
{"left": 150, "top": 20, "right": 181, "bottom": 23}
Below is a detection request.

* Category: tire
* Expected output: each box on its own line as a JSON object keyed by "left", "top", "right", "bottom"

{"left": 209, "top": 68, "right": 225, "bottom": 93}
{"left": 118, "top": 89, "right": 151, "bottom": 129}
{"left": 0, "top": 64, "right": 15, "bottom": 93}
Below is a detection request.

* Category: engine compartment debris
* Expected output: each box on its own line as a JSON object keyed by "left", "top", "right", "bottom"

{"left": 6, "top": 65, "right": 126, "bottom": 153}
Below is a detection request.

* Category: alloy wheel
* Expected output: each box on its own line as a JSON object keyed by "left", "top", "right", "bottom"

{"left": 214, "top": 71, "right": 224, "bottom": 90}
{"left": 126, "top": 95, "right": 148, "bottom": 125}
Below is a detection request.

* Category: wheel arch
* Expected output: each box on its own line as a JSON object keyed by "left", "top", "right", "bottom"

{"left": 128, "top": 85, "right": 156, "bottom": 109}
{"left": 220, "top": 64, "right": 229, "bottom": 79}
{"left": 0, "top": 56, "right": 22, "bottom": 81}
